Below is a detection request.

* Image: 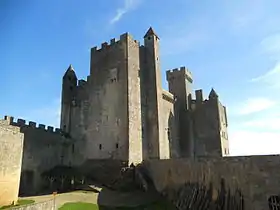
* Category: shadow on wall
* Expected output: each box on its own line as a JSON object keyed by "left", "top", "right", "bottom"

{"left": 19, "top": 160, "right": 128, "bottom": 197}
{"left": 163, "top": 178, "right": 244, "bottom": 210}
{"left": 168, "top": 111, "right": 176, "bottom": 159}
{"left": 19, "top": 165, "right": 91, "bottom": 197}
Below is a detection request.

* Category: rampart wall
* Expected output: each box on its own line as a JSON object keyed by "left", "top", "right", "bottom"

{"left": 144, "top": 155, "right": 280, "bottom": 209}
{"left": 1, "top": 116, "right": 72, "bottom": 196}
{"left": 0, "top": 119, "right": 24, "bottom": 206}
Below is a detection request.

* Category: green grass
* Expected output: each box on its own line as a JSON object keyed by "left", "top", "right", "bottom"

{"left": 59, "top": 202, "right": 98, "bottom": 210}
{"left": 59, "top": 200, "right": 176, "bottom": 210}
{"left": 0, "top": 199, "right": 35, "bottom": 209}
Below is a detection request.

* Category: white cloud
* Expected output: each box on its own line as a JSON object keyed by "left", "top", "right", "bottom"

{"left": 242, "top": 117, "right": 280, "bottom": 131}
{"left": 229, "top": 129, "right": 280, "bottom": 156}
{"left": 250, "top": 62, "right": 280, "bottom": 89}
{"left": 110, "top": 0, "right": 142, "bottom": 24}
{"left": 260, "top": 33, "right": 280, "bottom": 60}
{"left": 250, "top": 34, "right": 280, "bottom": 88}
{"left": 235, "top": 97, "right": 276, "bottom": 115}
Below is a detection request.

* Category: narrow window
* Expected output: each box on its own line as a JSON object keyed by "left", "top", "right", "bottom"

{"left": 116, "top": 143, "right": 119, "bottom": 149}
{"left": 224, "top": 148, "right": 227, "bottom": 155}
{"left": 72, "top": 144, "right": 75, "bottom": 153}
{"left": 60, "top": 155, "right": 64, "bottom": 164}
{"left": 99, "top": 144, "right": 102, "bottom": 150}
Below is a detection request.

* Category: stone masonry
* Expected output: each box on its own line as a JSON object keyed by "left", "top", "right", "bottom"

{"left": 0, "top": 117, "right": 24, "bottom": 206}
{"left": 60, "top": 27, "right": 228, "bottom": 165}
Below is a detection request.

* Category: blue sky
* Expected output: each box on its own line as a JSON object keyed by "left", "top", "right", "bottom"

{"left": 1, "top": 0, "right": 280, "bottom": 156}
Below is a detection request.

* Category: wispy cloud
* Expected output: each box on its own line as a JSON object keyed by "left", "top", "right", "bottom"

{"left": 250, "top": 34, "right": 280, "bottom": 87}
{"left": 251, "top": 62, "right": 280, "bottom": 87}
{"left": 110, "top": 0, "right": 142, "bottom": 24}
{"left": 229, "top": 129, "right": 280, "bottom": 156}
{"left": 260, "top": 33, "right": 280, "bottom": 60}
{"left": 235, "top": 97, "right": 276, "bottom": 115}
{"left": 242, "top": 116, "right": 280, "bottom": 132}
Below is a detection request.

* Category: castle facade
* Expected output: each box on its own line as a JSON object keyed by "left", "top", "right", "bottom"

{"left": 60, "top": 27, "right": 229, "bottom": 165}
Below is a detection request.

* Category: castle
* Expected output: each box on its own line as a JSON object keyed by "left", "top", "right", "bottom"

{"left": 0, "top": 27, "right": 229, "bottom": 206}
{"left": 61, "top": 27, "right": 229, "bottom": 164}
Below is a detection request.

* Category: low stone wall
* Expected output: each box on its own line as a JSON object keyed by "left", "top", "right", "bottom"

{"left": 143, "top": 155, "right": 280, "bottom": 210}
{"left": 11, "top": 200, "right": 56, "bottom": 210}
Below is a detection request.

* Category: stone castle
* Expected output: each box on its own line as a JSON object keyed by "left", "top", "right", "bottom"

{"left": 4, "top": 28, "right": 280, "bottom": 209}
{"left": 60, "top": 27, "right": 228, "bottom": 165}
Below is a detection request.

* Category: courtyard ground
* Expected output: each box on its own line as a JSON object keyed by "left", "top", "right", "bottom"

{"left": 19, "top": 186, "right": 174, "bottom": 209}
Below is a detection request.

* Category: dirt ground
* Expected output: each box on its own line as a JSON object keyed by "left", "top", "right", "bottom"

{"left": 21, "top": 186, "right": 161, "bottom": 208}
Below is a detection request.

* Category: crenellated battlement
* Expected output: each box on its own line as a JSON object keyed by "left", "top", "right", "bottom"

{"left": 90, "top": 32, "right": 138, "bottom": 54}
{"left": 2, "top": 116, "right": 64, "bottom": 135}
{"left": 90, "top": 33, "right": 126, "bottom": 53}
{"left": 166, "top": 66, "right": 193, "bottom": 83}
{"left": 78, "top": 79, "right": 87, "bottom": 88}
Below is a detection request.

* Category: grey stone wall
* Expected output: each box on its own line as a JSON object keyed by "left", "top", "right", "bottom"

{"left": 191, "top": 92, "right": 223, "bottom": 157}
{"left": 126, "top": 34, "right": 142, "bottom": 164}
{"left": 2, "top": 117, "right": 71, "bottom": 196}
{"left": 83, "top": 34, "right": 131, "bottom": 161}
{"left": 0, "top": 118, "right": 24, "bottom": 206}
{"left": 144, "top": 155, "right": 280, "bottom": 210}
{"left": 160, "top": 91, "right": 176, "bottom": 159}
{"left": 166, "top": 67, "right": 193, "bottom": 158}
{"left": 11, "top": 199, "right": 56, "bottom": 210}
{"left": 218, "top": 101, "right": 229, "bottom": 156}
{"left": 141, "top": 32, "right": 164, "bottom": 160}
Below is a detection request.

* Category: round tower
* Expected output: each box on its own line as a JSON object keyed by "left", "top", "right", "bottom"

{"left": 142, "top": 27, "right": 165, "bottom": 159}
{"left": 60, "top": 64, "right": 77, "bottom": 132}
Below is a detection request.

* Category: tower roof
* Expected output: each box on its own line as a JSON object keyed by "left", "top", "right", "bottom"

{"left": 63, "top": 64, "right": 77, "bottom": 79}
{"left": 209, "top": 88, "right": 218, "bottom": 99}
{"left": 144, "top": 27, "right": 159, "bottom": 39}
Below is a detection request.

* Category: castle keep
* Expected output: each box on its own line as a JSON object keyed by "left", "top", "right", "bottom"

{"left": 60, "top": 27, "right": 229, "bottom": 165}
{"left": 0, "top": 27, "right": 230, "bottom": 207}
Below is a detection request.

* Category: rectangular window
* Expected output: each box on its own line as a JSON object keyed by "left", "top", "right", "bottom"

{"left": 116, "top": 143, "right": 119, "bottom": 148}
{"left": 99, "top": 144, "right": 102, "bottom": 150}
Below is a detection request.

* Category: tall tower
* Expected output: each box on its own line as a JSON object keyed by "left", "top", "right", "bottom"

{"left": 60, "top": 64, "right": 77, "bottom": 133}
{"left": 142, "top": 27, "right": 165, "bottom": 159}
{"left": 166, "top": 67, "right": 193, "bottom": 157}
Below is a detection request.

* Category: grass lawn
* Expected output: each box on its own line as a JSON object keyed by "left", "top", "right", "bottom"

{"left": 59, "top": 202, "right": 98, "bottom": 210}
{"left": 59, "top": 200, "right": 176, "bottom": 210}
{"left": 0, "top": 199, "right": 35, "bottom": 209}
